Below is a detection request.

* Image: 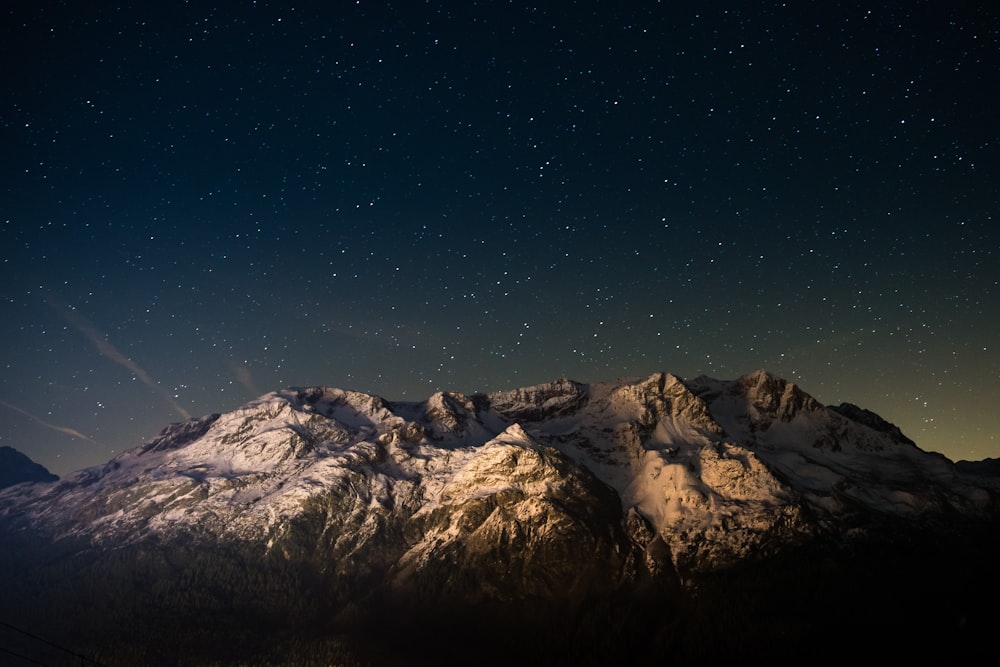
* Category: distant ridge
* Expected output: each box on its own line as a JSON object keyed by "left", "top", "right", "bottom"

{"left": 0, "top": 446, "right": 58, "bottom": 488}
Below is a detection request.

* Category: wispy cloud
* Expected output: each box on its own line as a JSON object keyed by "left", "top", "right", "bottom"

{"left": 0, "top": 398, "right": 101, "bottom": 446}
{"left": 228, "top": 359, "right": 260, "bottom": 395}
{"left": 49, "top": 299, "right": 192, "bottom": 421}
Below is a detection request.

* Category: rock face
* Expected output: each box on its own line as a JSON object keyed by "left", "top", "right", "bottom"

{"left": 0, "top": 446, "right": 58, "bottom": 488}
{"left": 1, "top": 371, "right": 999, "bottom": 666}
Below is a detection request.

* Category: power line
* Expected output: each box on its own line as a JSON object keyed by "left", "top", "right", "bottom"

{"left": 0, "top": 620, "right": 106, "bottom": 666}
{"left": 0, "top": 645, "right": 48, "bottom": 665}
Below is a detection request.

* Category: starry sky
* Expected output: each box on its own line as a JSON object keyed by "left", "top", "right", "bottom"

{"left": 2, "top": 1, "right": 998, "bottom": 477}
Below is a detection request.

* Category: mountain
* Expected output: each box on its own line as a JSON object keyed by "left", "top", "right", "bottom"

{"left": 956, "top": 456, "right": 1000, "bottom": 476}
{"left": 1, "top": 370, "right": 999, "bottom": 666}
{"left": 0, "top": 445, "right": 58, "bottom": 488}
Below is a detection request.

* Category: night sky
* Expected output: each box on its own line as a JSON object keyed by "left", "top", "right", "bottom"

{"left": 2, "top": 1, "right": 998, "bottom": 477}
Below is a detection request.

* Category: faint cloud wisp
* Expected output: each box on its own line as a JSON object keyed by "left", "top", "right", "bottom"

{"left": 228, "top": 359, "right": 260, "bottom": 396}
{"left": 51, "top": 300, "right": 192, "bottom": 421}
{"left": 0, "top": 398, "right": 102, "bottom": 446}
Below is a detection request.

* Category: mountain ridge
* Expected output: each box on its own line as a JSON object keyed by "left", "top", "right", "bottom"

{"left": 2, "top": 369, "right": 998, "bottom": 665}
{"left": 4, "top": 368, "right": 997, "bottom": 573}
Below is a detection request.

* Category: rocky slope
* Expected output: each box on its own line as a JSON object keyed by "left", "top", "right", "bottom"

{"left": 1, "top": 370, "right": 998, "bottom": 665}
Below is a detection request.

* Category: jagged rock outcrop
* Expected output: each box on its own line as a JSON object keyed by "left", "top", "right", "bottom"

{"left": 830, "top": 402, "right": 916, "bottom": 446}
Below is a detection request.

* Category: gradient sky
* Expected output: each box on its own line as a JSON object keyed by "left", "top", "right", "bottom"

{"left": 2, "top": 1, "right": 998, "bottom": 477}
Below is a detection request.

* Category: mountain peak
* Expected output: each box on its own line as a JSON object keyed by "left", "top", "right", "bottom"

{"left": 423, "top": 390, "right": 479, "bottom": 435}
{"left": 0, "top": 446, "right": 58, "bottom": 488}
{"left": 734, "top": 368, "right": 822, "bottom": 421}
{"left": 485, "top": 376, "right": 587, "bottom": 420}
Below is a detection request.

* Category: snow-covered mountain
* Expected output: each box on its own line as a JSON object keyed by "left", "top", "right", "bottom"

{"left": 2, "top": 370, "right": 999, "bottom": 665}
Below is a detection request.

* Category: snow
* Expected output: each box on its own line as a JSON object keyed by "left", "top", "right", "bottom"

{"left": 1, "top": 371, "right": 994, "bottom": 578}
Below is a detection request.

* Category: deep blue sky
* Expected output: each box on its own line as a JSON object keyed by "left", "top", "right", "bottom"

{"left": 2, "top": 1, "right": 998, "bottom": 476}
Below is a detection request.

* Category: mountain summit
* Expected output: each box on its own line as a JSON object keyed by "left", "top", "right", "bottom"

{"left": 0, "top": 445, "right": 58, "bottom": 488}
{"left": 2, "top": 371, "right": 998, "bottom": 665}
